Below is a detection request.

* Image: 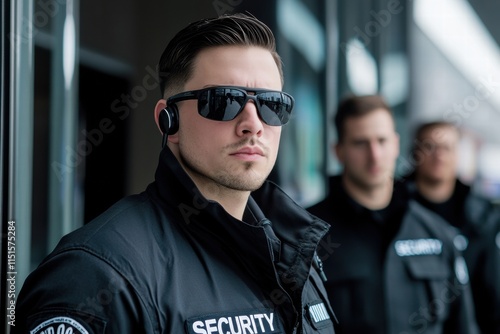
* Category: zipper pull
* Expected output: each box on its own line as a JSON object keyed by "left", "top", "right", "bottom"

{"left": 258, "top": 218, "right": 281, "bottom": 263}
{"left": 313, "top": 253, "right": 328, "bottom": 282}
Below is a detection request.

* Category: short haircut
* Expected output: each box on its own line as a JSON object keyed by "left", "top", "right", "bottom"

{"left": 334, "top": 94, "right": 392, "bottom": 142}
{"left": 157, "top": 13, "right": 283, "bottom": 98}
{"left": 411, "top": 121, "right": 460, "bottom": 160}
{"left": 413, "top": 121, "right": 459, "bottom": 144}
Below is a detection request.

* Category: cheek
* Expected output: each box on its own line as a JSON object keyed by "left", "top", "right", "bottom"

{"left": 267, "top": 128, "right": 281, "bottom": 154}
{"left": 272, "top": 130, "right": 282, "bottom": 149}
{"left": 384, "top": 143, "right": 399, "bottom": 160}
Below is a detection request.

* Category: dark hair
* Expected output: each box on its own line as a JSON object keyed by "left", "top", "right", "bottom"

{"left": 158, "top": 13, "right": 283, "bottom": 98}
{"left": 334, "top": 94, "right": 392, "bottom": 142}
{"left": 413, "top": 121, "right": 458, "bottom": 144}
{"left": 410, "top": 121, "right": 460, "bottom": 160}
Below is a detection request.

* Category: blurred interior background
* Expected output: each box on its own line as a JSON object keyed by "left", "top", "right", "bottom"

{"left": 2, "top": 0, "right": 500, "bottom": 329}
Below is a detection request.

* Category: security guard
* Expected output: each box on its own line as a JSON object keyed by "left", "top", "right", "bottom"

{"left": 308, "top": 95, "right": 479, "bottom": 333}
{"left": 407, "top": 121, "right": 500, "bottom": 333}
{"left": 14, "top": 14, "right": 335, "bottom": 333}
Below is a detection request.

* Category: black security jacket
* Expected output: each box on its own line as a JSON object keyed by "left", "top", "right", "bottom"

{"left": 407, "top": 178, "right": 500, "bottom": 334}
{"left": 15, "top": 148, "right": 335, "bottom": 333}
{"left": 307, "top": 175, "right": 479, "bottom": 334}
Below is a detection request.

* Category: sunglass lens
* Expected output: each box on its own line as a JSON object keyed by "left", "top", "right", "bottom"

{"left": 198, "top": 88, "right": 245, "bottom": 121}
{"left": 221, "top": 89, "right": 246, "bottom": 121}
{"left": 258, "top": 92, "right": 292, "bottom": 126}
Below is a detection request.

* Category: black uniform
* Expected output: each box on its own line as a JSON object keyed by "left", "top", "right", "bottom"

{"left": 408, "top": 179, "right": 500, "bottom": 334}
{"left": 15, "top": 148, "right": 336, "bottom": 333}
{"left": 307, "top": 175, "right": 479, "bottom": 334}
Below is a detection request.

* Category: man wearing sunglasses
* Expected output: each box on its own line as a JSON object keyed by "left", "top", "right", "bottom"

{"left": 15, "top": 13, "right": 335, "bottom": 333}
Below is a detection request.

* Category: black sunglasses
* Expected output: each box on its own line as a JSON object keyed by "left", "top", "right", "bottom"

{"left": 167, "top": 86, "right": 294, "bottom": 126}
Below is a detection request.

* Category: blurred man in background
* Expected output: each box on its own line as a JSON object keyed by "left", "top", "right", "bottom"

{"left": 407, "top": 121, "right": 500, "bottom": 333}
{"left": 308, "top": 95, "right": 479, "bottom": 334}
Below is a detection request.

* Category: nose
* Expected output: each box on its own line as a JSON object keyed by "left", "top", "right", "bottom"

{"left": 235, "top": 100, "right": 264, "bottom": 136}
{"left": 368, "top": 142, "right": 382, "bottom": 162}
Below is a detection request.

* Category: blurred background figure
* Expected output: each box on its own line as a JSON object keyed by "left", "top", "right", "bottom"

{"left": 406, "top": 121, "right": 500, "bottom": 333}
{"left": 308, "top": 95, "right": 479, "bottom": 334}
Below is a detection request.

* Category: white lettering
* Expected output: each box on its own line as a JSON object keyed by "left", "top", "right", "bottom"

{"left": 217, "top": 317, "right": 229, "bottom": 334}
{"left": 253, "top": 314, "right": 265, "bottom": 332}
{"left": 239, "top": 316, "right": 253, "bottom": 333}
{"left": 480, "top": 75, "right": 500, "bottom": 94}
{"left": 250, "top": 315, "right": 257, "bottom": 333}
{"left": 29, "top": 317, "right": 89, "bottom": 334}
{"left": 228, "top": 316, "right": 242, "bottom": 334}
{"left": 263, "top": 313, "right": 274, "bottom": 331}
{"left": 205, "top": 319, "right": 217, "bottom": 334}
{"left": 190, "top": 312, "right": 276, "bottom": 334}
{"left": 395, "top": 239, "right": 443, "bottom": 256}
{"left": 193, "top": 320, "right": 208, "bottom": 334}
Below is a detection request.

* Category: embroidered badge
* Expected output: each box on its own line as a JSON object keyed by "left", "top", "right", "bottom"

{"left": 186, "top": 309, "right": 283, "bottom": 334}
{"left": 30, "top": 316, "right": 89, "bottom": 334}
{"left": 394, "top": 238, "right": 443, "bottom": 256}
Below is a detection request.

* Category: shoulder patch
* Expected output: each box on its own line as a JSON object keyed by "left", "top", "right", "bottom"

{"left": 30, "top": 316, "right": 89, "bottom": 334}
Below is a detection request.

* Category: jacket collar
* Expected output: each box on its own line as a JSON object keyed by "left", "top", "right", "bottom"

{"left": 149, "top": 147, "right": 330, "bottom": 292}
{"left": 328, "top": 175, "right": 408, "bottom": 224}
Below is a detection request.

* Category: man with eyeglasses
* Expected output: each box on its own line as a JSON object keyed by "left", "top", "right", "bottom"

{"left": 405, "top": 121, "right": 500, "bottom": 334}
{"left": 14, "top": 13, "right": 335, "bottom": 333}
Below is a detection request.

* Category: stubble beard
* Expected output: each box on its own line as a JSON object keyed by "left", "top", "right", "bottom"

{"left": 347, "top": 166, "right": 393, "bottom": 192}
{"left": 418, "top": 171, "right": 449, "bottom": 187}
{"left": 179, "top": 151, "right": 267, "bottom": 193}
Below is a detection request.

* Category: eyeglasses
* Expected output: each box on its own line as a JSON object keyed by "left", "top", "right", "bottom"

{"left": 167, "top": 86, "right": 294, "bottom": 126}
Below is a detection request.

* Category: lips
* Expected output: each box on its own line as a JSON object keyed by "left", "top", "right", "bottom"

{"left": 232, "top": 147, "right": 264, "bottom": 156}
{"left": 229, "top": 146, "right": 266, "bottom": 162}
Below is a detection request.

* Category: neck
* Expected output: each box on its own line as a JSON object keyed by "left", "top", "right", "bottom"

{"left": 170, "top": 145, "right": 250, "bottom": 220}
{"left": 197, "top": 182, "right": 250, "bottom": 220}
{"left": 415, "top": 175, "right": 455, "bottom": 203}
{"left": 342, "top": 175, "right": 393, "bottom": 210}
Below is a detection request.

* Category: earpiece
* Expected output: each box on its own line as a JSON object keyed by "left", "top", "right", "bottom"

{"left": 159, "top": 105, "right": 179, "bottom": 135}
{"left": 159, "top": 105, "right": 179, "bottom": 148}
